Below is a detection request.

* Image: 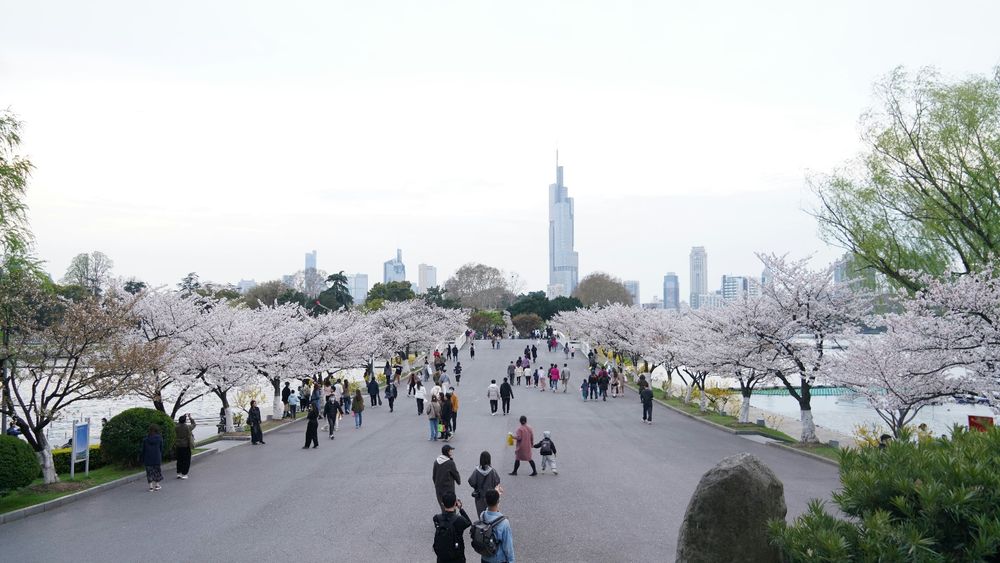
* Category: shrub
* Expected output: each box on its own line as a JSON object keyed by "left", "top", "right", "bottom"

{"left": 100, "top": 408, "right": 176, "bottom": 467}
{"left": 52, "top": 445, "right": 107, "bottom": 475}
{"left": 0, "top": 435, "right": 41, "bottom": 494}
{"left": 770, "top": 426, "right": 1000, "bottom": 561}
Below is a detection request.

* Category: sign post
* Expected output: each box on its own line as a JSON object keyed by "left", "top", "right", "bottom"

{"left": 70, "top": 418, "right": 91, "bottom": 479}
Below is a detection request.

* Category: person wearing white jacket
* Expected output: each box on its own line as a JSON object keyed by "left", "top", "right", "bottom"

{"left": 486, "top": 380, "right": 501, "bottom": 416}
{"left": 414, "top": 381, "right": 427, "bottom": 415}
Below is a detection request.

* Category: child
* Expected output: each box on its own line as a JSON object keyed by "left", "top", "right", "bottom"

{"left": 532, "top": 431, "right": 558, "bottom": 475}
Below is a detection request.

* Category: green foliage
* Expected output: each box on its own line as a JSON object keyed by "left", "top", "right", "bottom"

{"left": 365, "top": 281, "right": 415, "bottom": 306}
{"left": 0, "top": 110, "right": 34, "bottom": 257}
{"left": 0, "top": 435, "right": 40, "bottom": 494}
{"left": 100, "top": 408, "right": 176, "bottom": 467}
{"left": 507, "top": 291, "right": 581, "bottom": 320}
{"left": 122, "top": 279, "right": 147, "bottom": 295}
{"left": 177, "top": 272, "right": 201, "bottom": 295}
{"left": 318, "top": 271, "right": 353, "bottom": 310}
{"left": 423, "top": 286, "right": 462, "bottom": 309}
{"left": 771, "top": 427, "right": 1000, "bottom": 561}
{"left": 813, "top": 67, "right": 1000, "bottom": 291}
{"left": 467, "top": 310, "right": 503, "bottom": 334}
{"left": 52, "top": 445, "right": 106, "bottom": 475}
{"left": 511, "top": 312, "right": 545, "bottom": 334}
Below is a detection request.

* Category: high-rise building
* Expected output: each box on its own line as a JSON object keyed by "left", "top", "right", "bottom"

{"left": 689, "top": 246, "right": 708, "bottom": 309}
{"left": 346, "top": 273, "right": 369, "bottom": 305}
{"left": 383, "top": 249, "right": 406, "bottom": 284}
{"left": 624, "top": 280, "right": 640, "bottom": 306}
{"left": 236, "top": 279, "right": 257, "bottom": 294}
{"left": 305, "top": 250, "right": 317, "bottom": 272}
{"left": 548, "top": 155, "right": 579, "bottom": 298}
{"left": 698, "top": 291, "right": 726, "bottom": 309}
{"left": 417, "top": 264, "right": 437, "bottom": 294}
{"left": 722, "top": 275, "right": 748, "bottom": 301}
{"left": 663, "top": 272, "right": 680, "bottom": 311}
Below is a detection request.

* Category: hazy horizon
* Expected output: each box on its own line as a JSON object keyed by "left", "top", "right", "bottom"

{"left": 4, "top": 1, "right": 1000, "bottom": 301}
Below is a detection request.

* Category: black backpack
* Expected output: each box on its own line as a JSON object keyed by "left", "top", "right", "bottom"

{"left": 471, "top": 513, "right": 507, "bottom": 556}
{"left": 433, "top": 514, "right": 462, "bottom": 558}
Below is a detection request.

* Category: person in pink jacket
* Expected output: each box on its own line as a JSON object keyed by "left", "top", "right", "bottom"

{"left": 508, "top": 415, "right": 537, "bottom": 476}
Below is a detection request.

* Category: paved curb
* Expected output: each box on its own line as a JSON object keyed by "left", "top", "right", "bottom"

{"left": 624, "top": 383, "right": 842, "bottom": 467}
{"left": 214, "top": 415, "right": 306, "bottom": 441}
{"left": 766, "top": 441, "right": 840, "bottom": 467}
{"left": 0, "top": 448, "right": 218, "bottom": 526}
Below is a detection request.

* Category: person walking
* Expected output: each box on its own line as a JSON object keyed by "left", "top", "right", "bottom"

{"left": 142, "top": 424, "right": 164, "bottom": 491}
{"left": 486, "top": 380, "right": 500, "bottom": 415}
{"left": 453, "top": 362, "right": 463, "bottom": 386}
{"left": 323, "top": 396, "right": 339, "bottom": 439}
{"left": 440, "top": 392, "right": 454, "bottom": 441}
{"left": 477, "top": 490, "right": 515, "bottom": 563}
{"left": 560, "top": 364, "right": 570, "bottom": 393}
{"left": 506, "top": 361, "right": 515, "bottom": 386}
{"left": 469, "top": 342, "right": 475, "bottom": 360}
{"left": 468, "top": 451, "right": 502, "bottom": 516}
{"left": 532, "top": 431, "right": 558, "bottom": 475}
{"left": 408, "top": 370, "right": 418, "bottom": 396}
{"left": 449, "top": 388, "right": 459, "bottom": 434}
{"left": 433, "top": 491, "right": 472, "bottom": 563}
{"left": 640, "top": 385, "right": 654, "bottom": 424}
{"left": 311, "top": 383, "right": 322, "bottom": 413}
{"left": 588, "top": 371, "right": 599, "bottom": 401}
{"left": 499, "top": 378, "right": 513, "bottom": 416}
{"left": 598, "top": 369, "right": 610, "bottom": 402}
{"left": 415, "top": 380, "right": 427, "bottom": 415}
{"left": 508, "top": 416, "right": 537, "bottom": 476}
{"left": 281, "top": 382, "right": 292, "bottom": 418}
{"left": 530, "top": 344, "right": 538, "bottom": 362}
{"left": 427, "top": 394, "right": 441, "bottom": 441}
{"left": 432, "top": 444, "right": 461, "bottom": 510}
{"left": 385, "top": 379, "right": 399, "bottom": 413}
{"left": 367, "top": 375, "right": 380, "bottom": 407}
{"left": 352, "top": 389, "right": 365, "bottom": 428}
{"left": 303, "top": 403, "right": 319, "bottom": 448}
{"left": 174, "top": 414, "right": 195, "bottom": 479}
{"left": 548, "top": 364, "right": 559, "bottom": 392}
{"left": 248, "top": 400, "right": 265, "bottom": 445}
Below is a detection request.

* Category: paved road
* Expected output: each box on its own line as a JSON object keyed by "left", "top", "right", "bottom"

{"left": 0, "top": 339, "right": 840, "bottom": 562}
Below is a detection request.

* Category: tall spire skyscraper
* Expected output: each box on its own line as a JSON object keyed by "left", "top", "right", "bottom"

{"left": 548, "top": 154, "right": 579, "bottom": 298}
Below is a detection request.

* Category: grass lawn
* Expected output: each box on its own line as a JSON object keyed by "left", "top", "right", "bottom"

{"left": 784, "top": 442, "right": 842, "bottom": 463}
{"left": 0, "top": 447, "right": 211, "bottom": 515}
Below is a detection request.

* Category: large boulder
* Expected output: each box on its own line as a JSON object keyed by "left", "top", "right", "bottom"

{"left": 676, "top": 452, "right": 786, "bottom": 563}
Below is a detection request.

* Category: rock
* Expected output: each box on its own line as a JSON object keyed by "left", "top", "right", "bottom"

{"left": 676, "top": 452, "right": 786, "bottom": 563}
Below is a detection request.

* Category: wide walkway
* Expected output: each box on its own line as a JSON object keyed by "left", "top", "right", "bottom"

{"left": 0, "top": 339, "right": 840, "bottom": 562}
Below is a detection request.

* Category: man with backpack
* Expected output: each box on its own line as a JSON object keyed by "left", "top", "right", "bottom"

{"left": 432, "top": 490, "right": 472, "bottom": 562}
{"left": 472, "top": 489, "right": 514, "bottom": 562}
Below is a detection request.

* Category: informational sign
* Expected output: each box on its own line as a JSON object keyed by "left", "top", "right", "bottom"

{"left": 70, "top": 419, "right": 91, "bottom": 478}
{"left": 969, "top": 415, "right": 995, "bottom": 432}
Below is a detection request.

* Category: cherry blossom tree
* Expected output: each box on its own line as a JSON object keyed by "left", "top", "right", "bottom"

{"left": 828, "top": 314, "right": 972, "bottom": 438}
{"left": 3, "top": 289, "right": 157, "bottom": 483}
{"left": 366, "top": 300, "right": 468, "bottom": 367}
{"left": 754, "top": 253, "right": 870, "bottom": 443}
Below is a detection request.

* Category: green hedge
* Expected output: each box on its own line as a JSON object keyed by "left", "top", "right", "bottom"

{"left": 52, "top": 445, "right": 107, "bottom": 475}
{"left": 771, "top": 427, "right": 1000, "bottom": 561}
{"left": 0, "top": 435, "right": 40, "bottom": 494}
{"left": 100, "top": 408, "right": 175, "bottom": 467}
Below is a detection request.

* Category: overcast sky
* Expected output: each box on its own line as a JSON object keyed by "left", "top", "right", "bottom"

{"left": 3, "top": 1, "right": 1000, "bottom": 302}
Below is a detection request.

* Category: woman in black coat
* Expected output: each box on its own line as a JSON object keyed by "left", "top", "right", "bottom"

{"left": 248, "top": 400, "right": 265, "bottom": 445}
{"left": 142, "top": 424, "right": 164, "bottom": 491}
{"left": 303, "top": 403, "right": 319, "bottom": 449}
{"left": 468, "top": 450, "right": 503, "bottom": 516}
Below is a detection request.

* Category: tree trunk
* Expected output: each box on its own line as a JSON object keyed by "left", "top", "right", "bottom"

{"left": 800, "top": 409, "right": 818, "bottom": 443}
{"left": 698, "top": 389, "right": 708, "bottom": 413}
{"left": 739, "top": 395, "right": 752, "bottom": 424}
{"left": 35, "top": 434, "right": 58, "bottom": 484}
{"left": 270, "top": 377, "right": 282, "bottom": 421}
{"left": 218, "top": 392, "right": 234, "bottom": 432}
{"left": 684, "top": 385, "right": 693, "bottom": 404}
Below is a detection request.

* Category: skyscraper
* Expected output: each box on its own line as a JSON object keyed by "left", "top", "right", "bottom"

{"left": 663, "top": 272, "right": 679, "bottom": 311}
{"left": 624, "top": 280, "right": 640, "bottom": 306}
{"left": 383, "top": 248, "right": 406, "bottom": 284}
{"left": 689, "top": 246, "right": 708, "bottom": 309}
{"left": 346, "top": 273, "right": 369, "bottom": 305}
{"left": 305, "top": 250, "right": 317, "bottom": 272}
{"left": 548, "top": 155, "right": 579, "bottom": 298}
{"left": 417, "top": 264, "right": 437, "bottom": 294}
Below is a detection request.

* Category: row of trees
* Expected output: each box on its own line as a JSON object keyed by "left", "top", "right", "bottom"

{"left": 1, "top": 275, "right": 467, "bottom": 483}
{"left": 553, "top": 253, "right": 998, "bottom": 444}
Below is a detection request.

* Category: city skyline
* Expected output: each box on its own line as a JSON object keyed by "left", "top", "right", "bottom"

{"left": 6, "top": 2, "right": 993, "bottom": 304}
